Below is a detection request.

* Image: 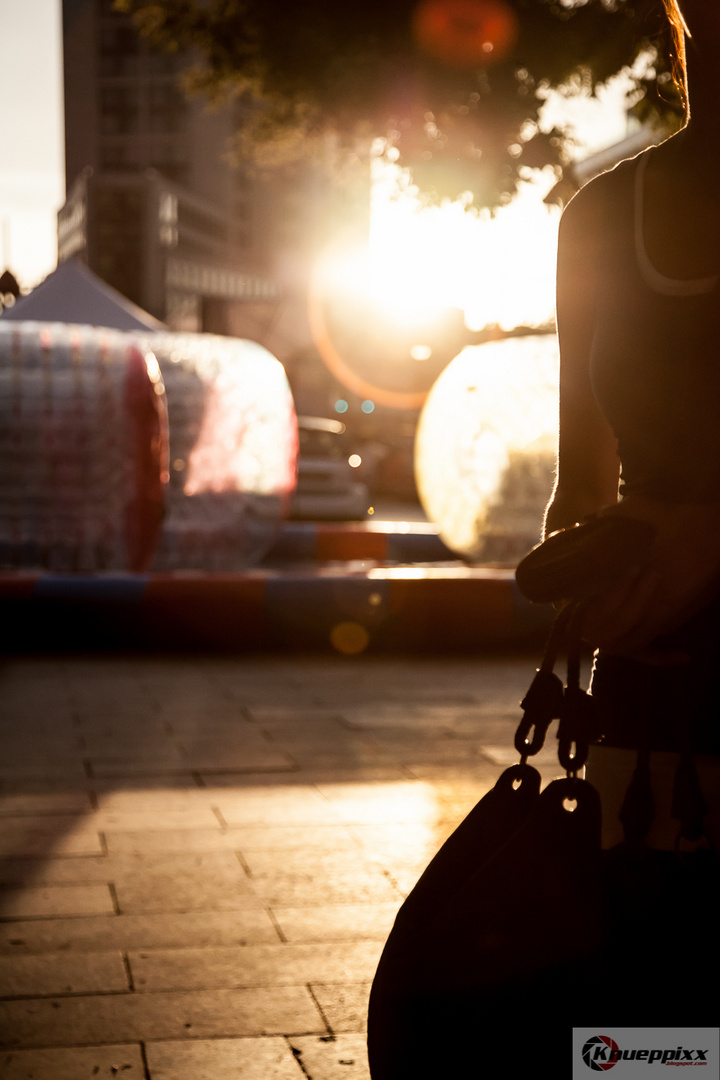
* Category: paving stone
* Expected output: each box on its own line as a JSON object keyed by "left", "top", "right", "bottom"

{"left": 78, "top": 738, "right": 179, "bottom": 758}
{"left": 184, "top": 753, "right": 299, "bottom": 775}
{"left": 290, "top": 1034, "right": 371, "bottom": 1080}
{"left": 347, "top": 820, "right": 457, "bottom": 866}
{"left": 404, "top": 763, "right": 513, "bottom": 815}
{"left": 104, "top": 827, "right": 333, "bottom": 856}
{"left": 381, "top": 741, "right": 502, "bottom": 766}
{"left": 94, "top": 790, "right": 222, "bottom": 812}
{"left": 161, "top": 712, "right": 253, "bottom": 729}
{"left": 300, "top": 766, "right": 414, "bottom": 784}
{"left": 112, "top": 866, "right": 262, "bottom": 915}
{"left": 245, "top": 707, "right": 345, "bottom": 723}
{"left": 220, "top": 825, "right": 358, "bottom": 853}
{"left": 0, "top": 818, "right": 104, "bottom": 858}
{"left": 240, "top": 850, "right": 403, "bottom": 906}
{"left": 0, "top": 1043, "right": 146, "bottom": 1079}
{"left": 310, "top": 983, "right": 371, "bottom": 1034}
{"left": 0, "top": 885, "right": 115, "bottom": 919}
{"left": 111, "top": 855, "right": 260, "bottom": 915}
{"left": 74, "top": 719, "right": 172, "bottom": 736}
{"left": 0, "top": 986, "right": 325, "bottom": 1047}
{"left": 0, "top": 759, "right": 87, "bottom": 780}
{"left": 270, "top": 904, "right": 399, "bottom": 944}
{"left": 0, "top": 910, "right": 280, "bottom": 954}
{"left": 145, "top": 1036, "right": 301, "bottom": 1079}
{"left": 127, "top": 941, "right": 382, "bottom": 991}
{"left": 258, "top": 718, "right": 357, "bottom": 743}
{"left": 0, "top": 950, "right": 129, "bottom": 996}
{"left": 89, "top": 806, "right": 224, "bottom": 831}
{"left": 272, "top": 746, "right": 406, "bottom": 771}
{"left": 481, "top": 743, "right": 565, "bottom": 769}
{"left": 83, "top": 753, "right": 190, "bottom": 777}
{"left": 89, "top": 749, "right": 294, "bottom": 777}
{"left": 310, "top": 781, "right": 444, "bottom": 826}
{"left": 338, "top": 703, "right": 462, "bottom": 730}
{"left": 177, "top": 733, "right": 282, "bottom": 753}
{"left": 210, "top": 787, "right": 347, "bottom": 827}
{"left": 0, "top": 850, "right": 246, "bottom": 887}
{"left": 0, "top": 649, "right": 545, "bottom": 1064}
{"left": 0, "top": 738, "right": 80, "bottom": 760}
{"left": 89, "top": 776, "right": 209, "bottom": 793}
{"left": 0, "top": 793, "right": 93, "bottom": 816}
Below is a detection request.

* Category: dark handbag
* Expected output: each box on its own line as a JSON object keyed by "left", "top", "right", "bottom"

{"left": 515, "top": 513, "right": 656, "bottom": 605}
{"left": 368, "top": 520, "right": 718, "bottom": 1078}
{"left": 367, "top": 606, "right": 604, "bottom": 1079}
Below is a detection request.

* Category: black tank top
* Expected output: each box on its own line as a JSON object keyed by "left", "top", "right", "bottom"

{"left": 587, "top": 153, "right": 720, "bottom": 754}
{"left": 590, "top": 152, "right": 720, "bottom": 502}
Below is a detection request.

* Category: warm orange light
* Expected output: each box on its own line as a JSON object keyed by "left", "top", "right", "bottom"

{"left": 412, "top": 0, "right": 518, "bottom": 68}
{"left": 307, "top": 260, "right": 429, "bottom": 411}
{"left": 330, "top": 621, "right": 371, "bottom": 655}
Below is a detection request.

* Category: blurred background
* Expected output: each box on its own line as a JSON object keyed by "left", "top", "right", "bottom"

{"left": 0, "top": 0, "right": 679, "bottom": 569}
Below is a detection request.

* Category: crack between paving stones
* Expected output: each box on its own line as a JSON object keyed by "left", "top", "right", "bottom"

{"left": 139, "top": 1040, "right": 151, "bottom": 1079}
{"left": 235, "top": 851, "right": 254, "bottom": 878}
{"left": 306, "top": 984, "right": 334, "bottom": 1038}
{"left": 0, "top": 989, "right": 145, "bottom": 1002}
{"left": 288, "top": 1040, "right": 313, "bottom": 1078}
{"left": 267, "top": 907, "right": 288, "bottom": 943}
{"left": 122, "top": 951, "right": 134, "bottom": 991}
{"left": 381, "top": 867, "right": 407, "bottom": 899}
{"left": 107, "top": 881, "right": 122, "bottom": 915}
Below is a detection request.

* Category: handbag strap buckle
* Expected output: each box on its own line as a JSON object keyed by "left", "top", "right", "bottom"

{"left": 514, "top": 602, "right": 599, "bottom": 777}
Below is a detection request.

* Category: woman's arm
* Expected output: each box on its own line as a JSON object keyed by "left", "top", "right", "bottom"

{"left": 546, "top": 164, "right": 720, "bottom": 655}
{"left": 544, "top": 177, "right": 621, "bottom": 539}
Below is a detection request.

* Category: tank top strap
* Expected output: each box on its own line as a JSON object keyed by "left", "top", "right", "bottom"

{"left": 634, "top": 151, "right": 718, "bottom": 297}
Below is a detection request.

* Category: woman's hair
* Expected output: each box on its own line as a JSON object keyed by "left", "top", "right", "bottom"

{"left": 662, "top": 0, "right": 688, "bottom": 114}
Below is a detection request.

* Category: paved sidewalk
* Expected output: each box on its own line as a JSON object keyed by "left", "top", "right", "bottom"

{"left": 0, "top": 649, "right": 561, "bottom": 1079}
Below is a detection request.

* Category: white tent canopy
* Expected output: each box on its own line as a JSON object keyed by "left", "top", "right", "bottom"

{"left": 0, "top": 259, "right": 165, "bottom": 332}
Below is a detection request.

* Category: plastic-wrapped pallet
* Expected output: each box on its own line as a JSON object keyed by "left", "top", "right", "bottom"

{"left": 0, "top": 321, "right": 168, "bottom": 572}
{"left": 140, "top": 333, "right": 298, "bottom": 571}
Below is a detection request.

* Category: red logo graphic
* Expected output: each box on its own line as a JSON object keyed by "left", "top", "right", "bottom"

{"left": 582, "top": 1035, "right": 621, "bottom": 1071}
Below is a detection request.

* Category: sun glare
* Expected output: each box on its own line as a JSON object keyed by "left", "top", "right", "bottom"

{"left": 309, "top": 155, "right": 561, "bottom": 410}
{"left": 317, "top": 154, "right": 560, "bottom": 342}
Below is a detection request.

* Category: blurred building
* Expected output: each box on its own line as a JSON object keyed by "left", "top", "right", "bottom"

{"left": 59, "top": 0, "right": 362, "bottom": 340}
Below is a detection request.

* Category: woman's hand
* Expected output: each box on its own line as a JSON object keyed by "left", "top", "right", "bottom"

{"left": 579, "top": 497, "right": 720, "bottom": 659}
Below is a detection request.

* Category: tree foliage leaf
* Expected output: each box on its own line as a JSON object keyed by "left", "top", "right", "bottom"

{"left": 115, "top": 0, "right": 682, "bottom": 207}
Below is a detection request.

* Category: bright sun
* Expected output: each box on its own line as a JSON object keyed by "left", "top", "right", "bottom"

{"left": 309, "top": 154, "right": 562, "bottom": 410}
{"left": 319, "top": 152, "right": 561, "bottom": 336}
{"left": 316, "top": 67, "right": 637, "bottom": 342}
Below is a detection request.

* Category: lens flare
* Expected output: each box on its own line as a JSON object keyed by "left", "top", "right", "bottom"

{"left": 308, "top": 259, "right": 430, "bottom": 411}
{"left": 412, "top": 0, "right": 518, "bottom": 69}
{"left": 330, "top": 621, "right": 371, "bottom": 655}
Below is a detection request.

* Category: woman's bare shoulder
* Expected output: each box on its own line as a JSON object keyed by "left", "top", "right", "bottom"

{"left": 559, "top": 154, "right": 638, "bottom": 247}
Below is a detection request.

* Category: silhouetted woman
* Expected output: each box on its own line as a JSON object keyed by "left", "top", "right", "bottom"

{"left": 546, "top": 0, "right": 719, "bottom": 1025}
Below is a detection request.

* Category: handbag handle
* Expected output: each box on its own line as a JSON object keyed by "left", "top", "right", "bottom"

{"left": 514, "top": 602, "right": 599, "bottom": 778}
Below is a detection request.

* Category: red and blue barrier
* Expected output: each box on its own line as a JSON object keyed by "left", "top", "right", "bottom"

{"left": 0, "top": 567, "right": 552, "bottom": 653}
